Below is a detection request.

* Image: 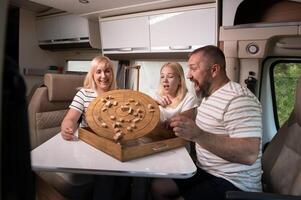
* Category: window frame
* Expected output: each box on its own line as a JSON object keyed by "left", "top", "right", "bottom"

{"left": 269, "top": 59, "right": 301, "bottom": 129}
{"left": 260, "top": 56, "right": 301, "bottom": 145}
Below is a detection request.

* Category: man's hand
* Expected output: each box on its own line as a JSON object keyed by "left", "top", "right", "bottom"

{"left": 170, "top": 115, "right": 201, "bottom": 141}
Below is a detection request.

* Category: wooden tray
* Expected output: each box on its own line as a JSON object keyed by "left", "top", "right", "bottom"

{"left": 78, "top": 127, "right": 187, "bottom": 162}
{"left": 86, "top": 89, "right": 160, "bottom": 141}
{"left": 80, "top": 89, "right": 186, "bottom": 161}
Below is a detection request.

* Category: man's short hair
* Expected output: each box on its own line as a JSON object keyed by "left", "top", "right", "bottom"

{"left": 189, "top": 45, "right": 226, "bottom": 70}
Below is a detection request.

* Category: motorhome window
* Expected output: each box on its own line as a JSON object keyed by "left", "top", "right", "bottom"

{"left": 272, "top": 61, "right": 301, "bottom": 127}
{"left": 133, "top": 61, "right": 195, "bottom": 96}
{"left": 67, "top": 60, "right": 91, "bottom": 72}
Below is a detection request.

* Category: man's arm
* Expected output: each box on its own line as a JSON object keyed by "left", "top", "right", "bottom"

{"left": 194, "top": 129, "right": 260, "bottom": 165}
{"left": 170, "top": 115, "right": 260, "bottom": 165}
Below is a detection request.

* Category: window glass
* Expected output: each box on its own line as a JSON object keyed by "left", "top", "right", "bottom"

{"left": 273, "top": 62, "right": 301, "bottom": 127}
{"left": 134, "top": 61, "right": 194, "bottom": 96}
{"left": 67, "top": 60, "right": 91, "bottom": 72}
{"left": 66, "top": 60, "right": 119, "bottom": 80}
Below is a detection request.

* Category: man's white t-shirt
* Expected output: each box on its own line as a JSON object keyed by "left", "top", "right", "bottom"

{"left": 195, "top": 81, "right": 263, "bottom": 192}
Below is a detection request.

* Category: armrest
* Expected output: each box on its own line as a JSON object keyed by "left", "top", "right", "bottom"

{"left": 226, "top": 191, "right": 301, "bottom": 200}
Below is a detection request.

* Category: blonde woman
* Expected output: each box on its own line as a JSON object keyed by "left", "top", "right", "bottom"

{"left": 61, "top": 55, "right": 116, "bottom": 140}
{"left": 60, "top": 56, "right": 132, "bottom": 200}
{"left": 153, "top": 62, "right": 198, "bottom": 128}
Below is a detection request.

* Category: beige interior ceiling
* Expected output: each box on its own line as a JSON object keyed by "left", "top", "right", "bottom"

{"left": 29, "top": 0, "right": 215, "bottom": 18}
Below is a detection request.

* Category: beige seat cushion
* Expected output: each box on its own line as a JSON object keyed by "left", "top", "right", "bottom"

{"left": 44, "top": 73, "right": 85, "bottom": 101}
{"left": 262, "top": 77, "right": 301, "bottom": 196}
{"left": 29, "top": 74, "right": 93, "bottom": 199}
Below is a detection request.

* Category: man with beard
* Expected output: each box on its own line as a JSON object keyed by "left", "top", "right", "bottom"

{"left": 151, "top": 45, "right": 262, "bottom": 200}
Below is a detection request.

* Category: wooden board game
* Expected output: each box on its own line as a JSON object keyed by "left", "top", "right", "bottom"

{"left": 79, "top": 89, "right": 186, "bottom": 161}
{"left": 86, "top": 89, "right": 160, "bottom": 141}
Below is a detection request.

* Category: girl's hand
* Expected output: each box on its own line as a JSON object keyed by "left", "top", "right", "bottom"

{"left": 155, "top": 95, "right": 172, "bottom": 107}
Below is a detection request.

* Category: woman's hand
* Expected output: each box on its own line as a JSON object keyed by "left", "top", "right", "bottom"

{"left": 154, "top": 95, "right": 172, "bottom": 107}
{"left": 61, "top": 125, "right": 76, "bottom": 140}
{"left": 60, "top": 109, "right": 81, "bottom": 140}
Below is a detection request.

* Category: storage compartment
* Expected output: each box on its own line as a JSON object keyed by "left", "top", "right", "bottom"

{"left": 100, "top": 16, "right": 150, "bottom": 53}
{"left": 99, "top": 4, "right": 217, "bottom": 55}
{"left": 36, "top": 14, "right": 101, "bottom": 50}
{"left": 150, "top": 7, "right": 216, "bottom": 52}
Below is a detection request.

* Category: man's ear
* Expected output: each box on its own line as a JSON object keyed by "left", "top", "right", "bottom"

{"left": 211, "top": 64, "right": 220, "bottom": 78}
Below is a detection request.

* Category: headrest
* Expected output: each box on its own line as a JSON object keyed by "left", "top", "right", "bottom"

{"left": 44, "top": 73, "right": 85, "bottom": 101}
{"left": 295, "top": 76, "right": 301, "bottom": 125}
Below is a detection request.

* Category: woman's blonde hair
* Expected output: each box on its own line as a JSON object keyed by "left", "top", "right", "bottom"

{"left": 158, "top": 62, "right": 187, "bottom": 107}
{"left": 83, "top": 55, "right": 116, "bottom": 90}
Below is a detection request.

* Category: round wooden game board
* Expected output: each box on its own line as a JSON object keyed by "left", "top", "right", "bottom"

{"left": 86, "top": 89, "right": 160, "bottom": 141}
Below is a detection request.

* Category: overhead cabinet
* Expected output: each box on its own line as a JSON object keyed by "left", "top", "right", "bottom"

{"left": 150, "top": 7, "right": 216, "bottom": 52}
{"left": 100, "top": 16, "right": 150, "bottom": 53}
{"left": 36, "top": 14, "right": 101, "bottom": 50}
{"left": 99, "top": 4, "right": 217, "bottom": 54}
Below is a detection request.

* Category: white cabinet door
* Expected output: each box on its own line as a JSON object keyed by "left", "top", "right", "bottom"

{"left": 57, "top": 15, "right": 89, "bottom": 40}
{"left": 150, "top": 8, "right": 216, "bottom": 52}
{"left": 100, "top": 16, "right": 150, "bottom": 53}
{"left": 36, "top": 16, "right": 61, "bottom": 41}
{"left": 36, "top": 14, "right": 89, "bottom": 42}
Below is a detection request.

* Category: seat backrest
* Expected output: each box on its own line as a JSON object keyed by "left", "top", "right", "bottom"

{"left": 262, "top": 76, "right": 301, "bottom": 196}
{"left": 28, "top": 73, "right": 85, "bottom": 149}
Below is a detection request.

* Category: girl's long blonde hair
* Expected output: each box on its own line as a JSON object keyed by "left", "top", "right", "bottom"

{"left": 83, "top": 55, "right": 116, "bottom": 91}
{"left": 158, "top": 62, "right": 187, "bottom": 107}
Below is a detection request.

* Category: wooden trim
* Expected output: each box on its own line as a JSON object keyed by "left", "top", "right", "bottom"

{"left": 36, "top": 175, "right": 67, "bottom": 200}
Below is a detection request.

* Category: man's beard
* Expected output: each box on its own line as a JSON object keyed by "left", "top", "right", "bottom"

{"left": 194, "top": 78, "right": 211, "bottom": 98}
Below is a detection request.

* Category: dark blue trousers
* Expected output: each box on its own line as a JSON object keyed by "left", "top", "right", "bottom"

{"left": 174, "top": 168, "right": 242, "bottom": 200}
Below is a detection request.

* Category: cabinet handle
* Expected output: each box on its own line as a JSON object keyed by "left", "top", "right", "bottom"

{"left": 117, "top": 47, "right": 133, "bottom": 52}
{"left": 39, "top": 37, "right": 89, "bottom": 44}
{"left": 169, "top": 46, "right": 192, "bottom": 50}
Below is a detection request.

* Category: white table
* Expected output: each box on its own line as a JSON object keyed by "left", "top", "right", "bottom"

{"left": 31, "top": 133, "right": 197, "bottom": 179}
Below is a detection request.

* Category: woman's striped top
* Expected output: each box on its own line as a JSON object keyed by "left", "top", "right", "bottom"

{"left": 69, "top": 88, "right": 97, "bottom": 127}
